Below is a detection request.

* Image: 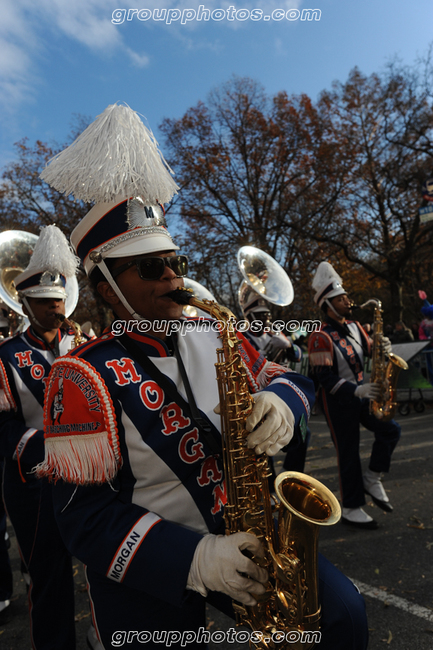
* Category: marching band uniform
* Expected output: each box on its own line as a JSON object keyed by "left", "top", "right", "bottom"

{"left": 0, "top": 326, "right": 78, "bottom": 647}
{"left": 37, "top": 103, "right": 368, "bottom": 650}
{"left": 41, "top": 322, "right": 324, "bottom": 648}
{"left": 0, "top": 226, "right": 91, "bottom": 649}
{"left": 308, "top": 262, "right": 401, "bottom": 529}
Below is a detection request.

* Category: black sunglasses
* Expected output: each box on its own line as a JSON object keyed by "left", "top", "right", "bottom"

{"left": 111, "top": 255, "right": 188, "bottom": 281}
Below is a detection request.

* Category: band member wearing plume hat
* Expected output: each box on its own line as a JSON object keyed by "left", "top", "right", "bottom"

{"left": 0, "top": 225, "right": 95, "bottom": 648}
{"left": 308, "top": 262, "right": 401, "bottom": 529}
{"left": 38, "top": 104, "right": 367, "bottom": 649}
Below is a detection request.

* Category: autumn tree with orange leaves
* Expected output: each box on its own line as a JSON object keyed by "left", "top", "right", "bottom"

{"left": 161, "top": 61, "right": 433, "bottom": 325}
{"left": 291, "top": 59, "right": 433, "bottom": 323}
{"left": 160, "top": 76, "right": 349, "bottom": 320}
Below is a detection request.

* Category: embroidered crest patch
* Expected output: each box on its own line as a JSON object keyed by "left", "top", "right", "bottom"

{"left": 37, "top": 357, "right": 121, "bottom": 484}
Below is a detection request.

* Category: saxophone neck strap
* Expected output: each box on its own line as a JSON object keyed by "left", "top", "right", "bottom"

{"left": 119, "top": 333, "right": 222, "bottom": 456}
{"left": 326, "top": 317, "right": 369, "bottom": 357}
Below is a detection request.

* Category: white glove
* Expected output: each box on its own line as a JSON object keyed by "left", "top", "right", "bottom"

{"left": 382, "top": 337, "right": 392, "bottom": 355}
{"left": 187, "top": 532, "right": 268, "bottom": 606}
{"left": 245, "top": 391, "right": 294, "bottom": 456}
{"left": 268, "top": 333, "right": 292, "bottom": 351}
{"left": 354, "top": 383, "right": 381, "bottom": 400}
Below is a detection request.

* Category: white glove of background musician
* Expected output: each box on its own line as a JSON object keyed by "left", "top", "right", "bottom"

{"left": 354, "top": 383, "right": 381, "bottom": 400}
{"left": 245, "top": 391, "right": 294, "bottom": 456}
{"left": 187, "top": 532, "right": 268, "bottom": 606}
{"left": 267, "top": 332, "right": 292, "bottom": 352}
{"left": 382, "top": 337, "right": 392, "bottom": 355}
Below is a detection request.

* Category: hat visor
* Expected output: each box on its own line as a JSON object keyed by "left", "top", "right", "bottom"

{"left": 104, "top": 232, "right": 179, "bottom": 259}
{"left": 20, "top": 287, "right": 67, "bottom": 300}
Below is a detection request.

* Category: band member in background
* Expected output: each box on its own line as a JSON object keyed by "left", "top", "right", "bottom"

{"left": 37, "top": 103, "right": 367, "bottom": 650}
{"left": 241, "top": 291, "right": 310, "bottom": 473}
{"left": 308, "top": 262, "right": 401, "bottom": 530}
{"left": 0, "top": 225, "right": 96, "bottom": 649}
{"left": 418, "top": 290, "right": 433, "bottom": 385}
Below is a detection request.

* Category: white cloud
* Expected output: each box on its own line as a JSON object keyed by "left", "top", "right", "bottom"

{"left": 38, "top": 0, "right": 124, "bottom": 51}
{"left": 125, "top": 48, "right": 150, "bottom": 68}
{"left": 0, "top": 0, "right": 305, "bottom": 111}
{"left": 0, "top": 0, "right": 147, "bottom": 110}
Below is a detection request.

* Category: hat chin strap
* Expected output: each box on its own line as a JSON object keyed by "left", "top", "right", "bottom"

{"left": 22, "top": 297, "right": 45, "bottom": 330}
{"left": 98, "top": 259, "right": 146, "bottom": 322}
{"left": 325, "top": 298, "right": 344, "bottom": 319}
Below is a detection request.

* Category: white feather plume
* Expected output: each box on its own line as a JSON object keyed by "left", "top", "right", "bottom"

{"left": 312, "top": 262, "right": 343, "bottom": 291}
{"left": 26, "top": 225, "right": 79, "bottom": 278}
{"left": 40, "top": 103, "right": 179, "bottom": 205}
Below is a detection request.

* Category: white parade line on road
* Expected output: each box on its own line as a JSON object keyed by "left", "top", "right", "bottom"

{"left": 350, "top": 579, "right": 433, "bottom": 623}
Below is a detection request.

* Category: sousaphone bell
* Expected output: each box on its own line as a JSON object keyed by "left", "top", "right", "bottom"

{"left": 237, "top": 245, "right": 294, "bottom": 313}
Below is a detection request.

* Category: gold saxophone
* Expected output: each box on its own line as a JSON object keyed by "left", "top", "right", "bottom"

{"left": 169, "top": 289, "right": 341, "bottom": 650}
{"left": 56, "top": 313, "right": 87, "bottom": 349}
{"left": 360, "top": 299, "right": 408, "bottom": 421}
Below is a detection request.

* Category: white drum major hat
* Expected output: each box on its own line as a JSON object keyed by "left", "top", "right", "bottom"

{"left": 70, "top": 197, "right": 178, "bottom": 276}
{"left": 312, "top": 261, "right": 346, "bottom": 307}
{"left": 14, "top": 225, "right": 79, "bottom": 300}
{"left": 39, "top": 103, "right": 180, "bottom": 275}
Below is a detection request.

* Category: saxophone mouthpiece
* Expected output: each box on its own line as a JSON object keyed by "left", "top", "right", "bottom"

{"left": 54, "top": 313, "right": 67, "bottom": 326}
{"left": 166, "top": 288, "right": 194, "bottom": 305}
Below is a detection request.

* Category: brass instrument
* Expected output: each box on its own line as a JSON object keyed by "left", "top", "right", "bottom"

{"left": 169, "top": 288, "right": 341, "bottom": 650}
{"left": 237, "top": 247, "right": 295, "bottom": 366}
{"left": 56, "top": 314, "right": 87, "bottom": 349}
{"left": 360, "top": 299, "right": 408, "bottom": 421}
{"left": 0, "top": 230, "right": 38, "bottom": 335}
{"left": 237, "top": 246, "right": 294, "bottom": 314}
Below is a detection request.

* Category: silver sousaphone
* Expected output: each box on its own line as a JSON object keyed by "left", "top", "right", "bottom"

{"left": 237, "top": 245, "right": 294, "bottom": 313}
{"left": 0, "top": 230, "right": 79, "bottom": 333}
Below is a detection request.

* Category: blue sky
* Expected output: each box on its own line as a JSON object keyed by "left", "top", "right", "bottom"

{"left": 1, "top": 0, "right": 432, "bottom": 172}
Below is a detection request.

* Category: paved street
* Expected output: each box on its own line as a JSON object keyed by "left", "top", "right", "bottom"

{"left": 1, "top": 406, "right": 432, "bottom": 649}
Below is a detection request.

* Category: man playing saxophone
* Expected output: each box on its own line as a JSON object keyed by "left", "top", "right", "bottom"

{"left": 37, "top": 104, "right": 367, "bottom": 650}
{"left": 308, "top": 262, "right": 401, "bottom": 530}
